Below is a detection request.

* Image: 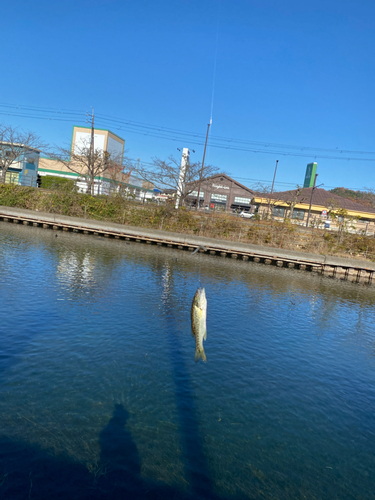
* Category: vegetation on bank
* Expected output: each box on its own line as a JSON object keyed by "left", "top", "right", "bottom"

{"left": 1, "top": 184, "right": 375, "bottom": 261}
{"left": 39, "top": 175, "right": 77, "bottom": 191}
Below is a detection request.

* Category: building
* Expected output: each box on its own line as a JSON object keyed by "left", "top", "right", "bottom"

{"left": 39, "top": 126, "right": 126, "bottom": 195}
{"left": 71, "top": 126, "right": 125, "bottom": 161}
{"left": 126, "top": 173, "right": 155, "bottom": 202}
{"left": 0, "top": 142, "right": 41, "bottom": 187}
{"left": 186, "top": 173, "right": 255, "bottom": 212}
{"left": 252, "top": 187, "right": 375, "bottom": 232}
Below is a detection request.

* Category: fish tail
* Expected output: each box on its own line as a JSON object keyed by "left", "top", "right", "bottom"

{"left": 195, "top": 345, "right": 207, "bottom": 363}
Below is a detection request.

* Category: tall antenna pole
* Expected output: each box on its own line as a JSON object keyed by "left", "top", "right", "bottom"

{"left": 195, "top": 122, "right": 211, "bottom": 210}
{"left": 90, "top": 107, "right": 95, "bottom": 195}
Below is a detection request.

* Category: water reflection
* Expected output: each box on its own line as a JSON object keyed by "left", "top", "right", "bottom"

{"left": 57, "top": 252, "right": 94, "bottom": 291}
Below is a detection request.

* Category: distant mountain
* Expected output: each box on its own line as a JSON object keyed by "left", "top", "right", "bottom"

{"left": 329, "top": 187, "right": 375, "bottom": 208}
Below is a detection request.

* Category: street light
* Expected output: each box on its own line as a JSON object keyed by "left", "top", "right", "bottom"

{"left": 175, "top": 148, "right": 194, "bottom": 209}
{"left": 305, "top": 174, "right": 324, "bottom": 227}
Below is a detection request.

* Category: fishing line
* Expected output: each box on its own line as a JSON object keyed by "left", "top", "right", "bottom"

{"left": 209, "top": 0, "right": 221, "bottom": 125}
{"left": 206, "top": 0, "right": 221, "bottom": 169}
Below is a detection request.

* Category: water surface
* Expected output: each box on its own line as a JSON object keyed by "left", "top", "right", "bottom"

{"left": 0, "top": 221, "right": 374, "bottom": 499}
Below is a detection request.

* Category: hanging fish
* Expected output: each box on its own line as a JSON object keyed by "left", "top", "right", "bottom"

{"left": 191, "top": 288, "right": 208, "bottom": 362}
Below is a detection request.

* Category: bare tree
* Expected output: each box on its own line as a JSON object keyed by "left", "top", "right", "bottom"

{"left": 49, "top": 137, "right": 123, "bottom": 196}
{"left": 137, "top": 155, "right": 219, "bottom": 207}
{"left": 105, "top": 152, "right": 135, "bottom": 196}
{"left": 251, "top": 182, "right": 273, "bottom": 195}
{"left": 0, "top": 125, "right": 46, "bottom": 184}
{"left": 324, "top": 197, "right": 339, "bottom": 219}
{"left": 283, "top": 186, "right": 305, "bottom": 219}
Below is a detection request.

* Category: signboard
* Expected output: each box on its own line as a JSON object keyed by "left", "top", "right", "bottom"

{"left": 303, "top": 162, "right": 317, "bottom": 188}
{"left": 211, "top": 193, "right": 227, "bottom": 201}
{"left": 322, "top": 210, "right": 327, "bottom": 215}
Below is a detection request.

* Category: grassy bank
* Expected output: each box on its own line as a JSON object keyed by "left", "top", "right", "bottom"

{"left": 1, "top": 184, "right": 375, "bottom": 261}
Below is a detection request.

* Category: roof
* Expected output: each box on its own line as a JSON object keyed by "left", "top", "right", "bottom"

{"left": 186, "top": 173, "right": 255, "bottom": 195}
{"left": 0, "top": 141, "right": 41, "bottom": 154}
{"left": 253, "top": 187, "right": 375, "bottom": 215}
{"left": 72, "top": 125, "right": 125, "bottom": 144}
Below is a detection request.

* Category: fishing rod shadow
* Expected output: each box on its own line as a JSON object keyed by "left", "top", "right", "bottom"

{"left": 158, "top": 260, "right": 239, "bottom": 500}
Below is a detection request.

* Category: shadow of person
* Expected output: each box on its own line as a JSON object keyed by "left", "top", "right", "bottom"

{"left": 97, "top": 403, "right": 143, "bottom": 498}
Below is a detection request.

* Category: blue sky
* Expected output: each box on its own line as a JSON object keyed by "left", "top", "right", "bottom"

{"left": 1, "top": 0, "right": 374, "bottom": 191}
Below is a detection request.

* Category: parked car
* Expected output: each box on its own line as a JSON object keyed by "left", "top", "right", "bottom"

{"left": 239, "top": 211, "right": 254, "bottom": 219}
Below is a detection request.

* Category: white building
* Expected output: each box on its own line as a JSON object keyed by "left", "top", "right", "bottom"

{"left": 39, "top": 126, "right": 125, "bottom": 194}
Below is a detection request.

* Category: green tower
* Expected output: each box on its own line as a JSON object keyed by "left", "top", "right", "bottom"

{"left": 303, "top": 162, "right": 317, "bottom": 188}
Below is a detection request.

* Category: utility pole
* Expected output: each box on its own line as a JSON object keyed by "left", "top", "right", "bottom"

{"left": 270, "top": 159, "right": 279, "bottom": 195}
{"left": 305, "top": 173, "right": 318, "bottom": 228}
{"left": 268, "top": 159, "right": 279, "bottom": 217}
{"left": 195, "top": 122, "right": 211, "bottom": 210}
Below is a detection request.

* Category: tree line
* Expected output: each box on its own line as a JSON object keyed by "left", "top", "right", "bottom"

{"left": 0, "top": 123, "right": 217, "bottom": 202}
{"left": 329, "top": 187, "right": 375, "bottom": 208}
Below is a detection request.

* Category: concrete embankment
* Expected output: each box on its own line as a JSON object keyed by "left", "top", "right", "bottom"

{"left": 1, "top": 205, "right": 375, "bottom": 284}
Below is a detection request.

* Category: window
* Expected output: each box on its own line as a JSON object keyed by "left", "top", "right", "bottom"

{"left": 234, "top": 196, "right": 251, "bottom": 204}
{"left": 190, "top": 191, "right": 204, "bottom": 197}
{"left": 291, "top": 209, "right": 305, "bottom": 220}
{"left": 272, "top": 207, "right": 285, "bottom": 217}
{"left": 211, "top": 193, "right": 227, "bottom": 202}
{"left": 5, "top": 171, "right": 19, "bottom": 185}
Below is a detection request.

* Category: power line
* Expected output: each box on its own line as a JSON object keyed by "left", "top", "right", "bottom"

{"left": 133, "top": 160, "right": 369, "bottom": 192}
{"left": 94, "top": 113, "right": 375, "bottom": 158}
{"left": 1, "top": 102, "right": 375, "bottom": 161}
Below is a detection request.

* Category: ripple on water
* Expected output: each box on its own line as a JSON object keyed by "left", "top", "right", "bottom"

{"left": 0, "top": 222, "right": 375, "bottom": 499}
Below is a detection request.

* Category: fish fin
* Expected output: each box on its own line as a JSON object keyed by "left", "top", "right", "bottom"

{"left": 204, "top": 329, "right": 207, "bottom": 341}
{"left": 195, "top": 346, "right": 207, "bottom": 363}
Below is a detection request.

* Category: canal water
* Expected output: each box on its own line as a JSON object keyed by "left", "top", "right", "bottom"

{"left": 0, "top": 222, "right": 375, "bottom": 500}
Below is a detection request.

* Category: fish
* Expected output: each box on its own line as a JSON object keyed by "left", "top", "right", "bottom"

{"left": 191, "top": 287, "right": 208, "bottom": 362}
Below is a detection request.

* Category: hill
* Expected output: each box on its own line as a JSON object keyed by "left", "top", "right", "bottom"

{"left": 329, "top": 187, "right": 375, "bottom": 208}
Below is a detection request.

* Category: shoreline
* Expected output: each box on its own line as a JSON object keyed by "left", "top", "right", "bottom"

{"left": 2, "top": 205, "right": 375, "bottom": 285}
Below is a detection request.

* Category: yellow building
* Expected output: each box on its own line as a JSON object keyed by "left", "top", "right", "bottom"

{"left": 252, "top": 187, "right": 375, "bottom": 233}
